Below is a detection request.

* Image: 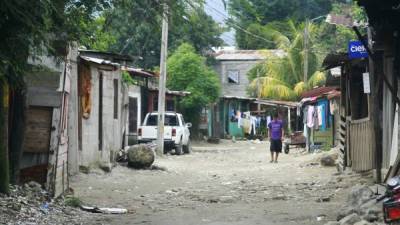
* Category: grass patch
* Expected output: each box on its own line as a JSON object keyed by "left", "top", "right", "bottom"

{"left": 65, "top": 196, "right": 82, "bottom": 208}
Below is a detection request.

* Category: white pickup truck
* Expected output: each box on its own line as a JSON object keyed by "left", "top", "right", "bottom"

{"left": 137, "top": 112, "right": 192, "bottom": 155}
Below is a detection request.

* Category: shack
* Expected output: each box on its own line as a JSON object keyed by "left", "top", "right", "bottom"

{"left": 19, "top": 45, "right": 78, "bottom": 197}
{"left": 77, "top": 51, "right": 131, "bottom": 171}
{"left": 300, "top": 86, "right": 341, "bottom": 152}
{"left": 322, "top": 52, "right": 374, "bottom": 172}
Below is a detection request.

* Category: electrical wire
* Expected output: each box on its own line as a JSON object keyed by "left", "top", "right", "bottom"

{"left": 202, "top": 0, "right": 333, "bottom": 55}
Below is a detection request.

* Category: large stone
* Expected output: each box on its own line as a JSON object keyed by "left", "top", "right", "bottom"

{"left": 127, "top": 144, "right": 155, "bottom": 169}
{"left": 337, "top": 206, "right": 358, "bottom": 221}
{"left": 347, "top": 185, "right": 374, "bottom": 208}
{"left": 339, "top": 213, "right": 361, "bottom": 225}
{"left": 337, "top": 186, "right": 375, "bottom": 220}
{"left": 321, "top": 154, "right": 336, "bottom": 167}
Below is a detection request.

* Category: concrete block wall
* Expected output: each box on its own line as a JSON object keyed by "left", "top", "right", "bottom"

{"left": 79, "top": 66, "right": 125, "bottom": 168}
{"left": 216, "top": 61, "right": 259, "bottom": 98}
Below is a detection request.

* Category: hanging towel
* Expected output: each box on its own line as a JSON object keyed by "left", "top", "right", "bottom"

{"left": 329, "top": 100, "right": 335, "bottom": 115}
{"left": 303, "top": 124, "right": 308, "bottom": 137}
{"left": 307, "top": 106, "right": 315, "bottom": 128}
{"left": 317, "top": 105, "right": 323, "bottom": 126}
{"left": 237, "top": 111, "right": 242, "bottom": 128}
{"left": 267, "top": 116, "right": 272, "bottom": 127}
{"left": 303, "top": 105, "right": 308, "bottom": 124}
{"left": 313, "top": 107, "right": 319, "bottom": 130}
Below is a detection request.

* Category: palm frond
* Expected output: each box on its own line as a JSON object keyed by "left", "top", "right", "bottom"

{"left": 307, "top": 71, "right": 326, "bottom": 88}
{"left": 261, "top": 84, "right": 297, "bottom": 101}
{"left": 294, "top": 81, "right": 308, "bottom": 96}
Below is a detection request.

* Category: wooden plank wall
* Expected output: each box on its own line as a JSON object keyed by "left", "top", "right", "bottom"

{"left": 349, "top": 119, "right": 376, "bottom": 171}
{"left": 22, "top": 107, "right": 53, "bottom": 153}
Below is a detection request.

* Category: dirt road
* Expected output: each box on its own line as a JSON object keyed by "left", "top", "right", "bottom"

{"left": 71, "top": 140, "right": 370, "bottom": 225}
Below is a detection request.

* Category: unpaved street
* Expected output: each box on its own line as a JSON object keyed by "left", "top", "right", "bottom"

{"left": 71, "top": 141, "right": 371, "bottom": 225}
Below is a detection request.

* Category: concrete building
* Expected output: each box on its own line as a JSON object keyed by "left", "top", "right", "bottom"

{"left": 213, "top": 50, "right": 284, "bottom": 97}
{"left": 208, "top": 49, "right": 284, "bottom": 139}
{"left": 77, "top": 51, "right": 131, "bottom": 171}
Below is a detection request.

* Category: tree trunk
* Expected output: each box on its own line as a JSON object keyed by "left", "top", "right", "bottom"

{"left": 0, "top": 82, "right": 10, "bottom": 194}
{"left": 9, "top": 88, "right": 26, "bottom": 184}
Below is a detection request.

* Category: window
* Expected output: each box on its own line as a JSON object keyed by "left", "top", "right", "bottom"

{"left": 227, "top": 70, "right": 239, "bottom": 84}
{"left": 113, "top": 79, "right": 118, "bottom": 119}
{"left": 128, "top": 97, "right": 138, "bottom": 133}
{"left": 166, "top": 100, "right": 175, "bottom": 111}
{"left": 145, "top": 115, "right": 179, "bottom": 126}
{"left": 165, "top": 115, "right": 178, "bottom": 126}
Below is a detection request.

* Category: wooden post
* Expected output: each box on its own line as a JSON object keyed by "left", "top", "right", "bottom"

{"left": 0, "top": 82, "right": 10, "bottom": 194}
{"left": 156, "top": 3, "right": 169, "bottom": 156}
{"left": 367, "top": 27, "right": 382, "bottom": 183}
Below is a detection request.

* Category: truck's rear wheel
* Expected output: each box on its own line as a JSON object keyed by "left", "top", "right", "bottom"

{"left": 183, "top": 140, "right": 191, "bottom": 154}
{"left": 175, "top": 141, "right": 183, "bottom": 155}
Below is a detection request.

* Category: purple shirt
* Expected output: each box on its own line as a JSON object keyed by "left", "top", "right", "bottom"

{"left": 268, "top": 120, "right": 283, "bottom": 140}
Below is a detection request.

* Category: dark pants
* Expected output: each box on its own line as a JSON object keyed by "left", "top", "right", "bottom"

{"left": 270, "top": 139, "right": 282, "bottom": 153}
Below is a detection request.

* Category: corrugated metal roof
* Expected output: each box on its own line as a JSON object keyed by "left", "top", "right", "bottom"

{"left": 79, "top": 49, "right": 135, "bottom": 62}
{"left": 123, "top": 67, "right": 155, "bottom": 77}
{"left": 322, "top": 53, "right": 347, "bottom": 70}
{"left": 80, "top": 56, "right": 120, "bottom": 67}
{"left": 254, "top": 99, "right": 299, "bottom": 108}
{"left": 301, "top": 86, "right": 339, "bottom": 98}
{"left": 148, "top": 87, "right": 190, "bottom": 96}
{"left": 214, "top": 50, "right": 285, "bottom": 61}
{"left": 326, "top": 14, "right": 354, "bottom": 27}
{"left": 222, "top": 96, "right": 257, "bottom": 101}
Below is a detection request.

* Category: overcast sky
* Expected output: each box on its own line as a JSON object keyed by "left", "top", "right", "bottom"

{"left": 204, "top": 0, "right": 236, "bottom": 46}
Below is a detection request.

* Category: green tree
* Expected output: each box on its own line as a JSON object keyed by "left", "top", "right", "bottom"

{"left": 103, "top": 0, "right": 224, "bottom": 68}
{"left": 315, "top": 2, "right": 367, "bottom": 54}
{"left": 247, "top": 21, "right": 326, "bottom": 100}
{"left": 0, "top": 0, "right": 109, "bottom": 193}
{"left": 80, "top": 16, "right": 117, "bottom": 51}
{"left": 167, "top": 43, "right": 220, "bottom": 134}
{"left": 228, "top": 0, "right": 337, "bottom": 49}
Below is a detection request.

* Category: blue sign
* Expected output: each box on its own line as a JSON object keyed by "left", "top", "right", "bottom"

{"left": 348, "top": 41, "right": 368, "bottom": 59}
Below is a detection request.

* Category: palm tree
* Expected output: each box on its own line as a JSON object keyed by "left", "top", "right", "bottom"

{"left": 248, "top": 20, "right": 326, "bottom": 101}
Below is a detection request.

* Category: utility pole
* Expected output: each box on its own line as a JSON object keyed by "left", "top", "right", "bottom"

{"left": 256, "top": 69, "right": 261, "bottom": 114}
{"left": 303, "top": 19, "right": 309, "bottom": 83}
{"left": 156, "top": 2, "right": 169, "bottom": 156}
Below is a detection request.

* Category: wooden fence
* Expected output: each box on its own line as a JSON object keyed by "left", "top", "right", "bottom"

{"left": 349, "top": 118, "right": 375, "bottom": 171}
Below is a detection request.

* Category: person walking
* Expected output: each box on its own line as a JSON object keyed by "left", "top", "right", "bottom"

{"left": 268, "top": 112, "right": 284, "bottom": 163}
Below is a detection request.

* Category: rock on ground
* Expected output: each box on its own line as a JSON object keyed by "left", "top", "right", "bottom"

{"left": 127, "top": 144, "right": 155, "bottom": 169}
{"left": 321, "top": 154, "right": 337, "bottom": 167}
{"left": 339, "top": 213, "right": 361, "bottom": 225}
{"left": 353, "top": 220, "right": 374, "bottom": 225}
{"left": 338, "top": 185, "right": 374, "bottom": 220}
{"left": 324, "top": 222, "right": 340, "bottom": 225}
